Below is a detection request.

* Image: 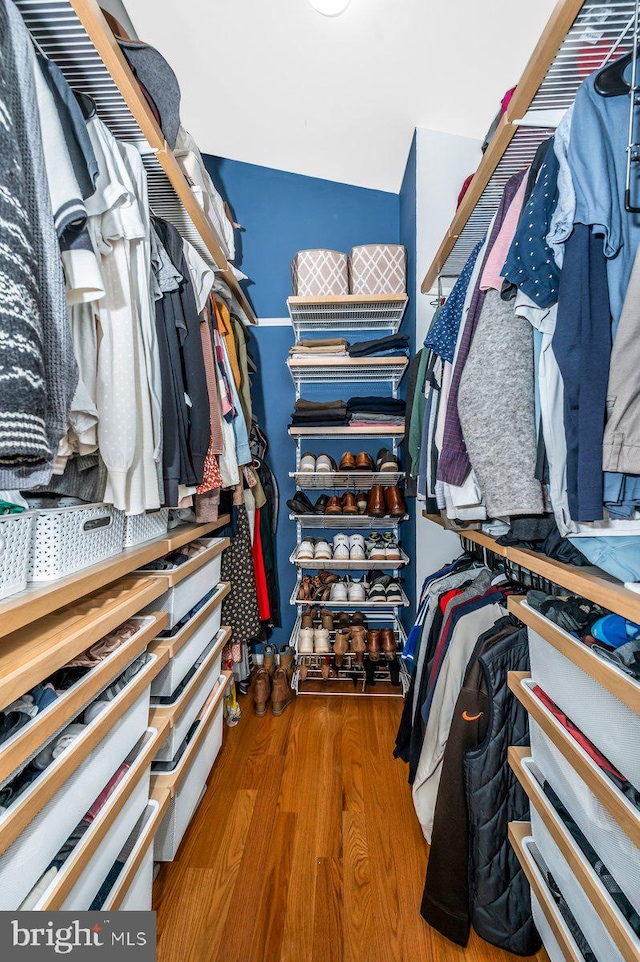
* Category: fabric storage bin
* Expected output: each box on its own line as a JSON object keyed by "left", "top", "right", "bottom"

{"left": 27, "top": 502, "right": 124, "bottom": 582}
{"left": 0, "top": 512, "right": 34, "bottom": 600}
{"left": 154, "top": 679, "right": 227, "bottom": 861}
{"left": 291, "top": 249, "right": 349, "bottom": 297}
{"left": 528, "top": 627, "right": 640, "bottom": 790}
{"left": 0, "top": 615, "right": 158, "bottom": 787}
{"left": 122, "top": 509, "right": 170, "bottom": 548}
{"left": 139, "top": 539, "right": 226, "bottom": 629}
{"left": 101, "top": 802, "right": 159, "bottom": 911}
{"left": 530, "top": 805, "right": 631, "bottom": 962}
{"left": 25, "top": 730, "right": 156, "bottom": 911}
{"left": 0, "top": 666, "right": 154, "bottom": 911}
{"left": 151, "top": 591, "right": 228, "bottom": 698}
{"left": 529, "top": 719, "right": 640, "bottom": 915}
{"left": 153, "top": 633, "right": 226, "bottom": 762}
{"left": 348, "top": 244, "right": 407, "bottom": 295}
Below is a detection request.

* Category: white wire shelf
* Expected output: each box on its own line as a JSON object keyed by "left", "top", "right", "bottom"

{"left": 291, "top": 587, "right": 409, "bottom": 608}
{"left": 287, "top": 294, "right": 408, "bottom": 336}
{"left": 287, "top": 356, "right": 408, "bottom": 387}
{"left": 290, "top": 514, "right": 407, "bottom": 528}
{"left": 290, "top": 548, "right": 410, "bottom": 569}
{"left": 290, "top": 470, "right": 404, "bottom": 489}
{"left": 289, "top": 426, "right": 405, "bottom": 438}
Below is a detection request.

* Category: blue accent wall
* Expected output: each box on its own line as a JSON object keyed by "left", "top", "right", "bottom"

{"left": 203, "top": 155, "right": 405, "bottom": 648}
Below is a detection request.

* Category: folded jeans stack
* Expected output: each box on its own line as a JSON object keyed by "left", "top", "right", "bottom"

{"left": 347, "top": 396, "right": 406, "bottom": 427}
{"left": 290, "top": 399, "right": 351, "bottom": 428}
{"left": 347, "top": 333, "right": 410, "bottom": 358}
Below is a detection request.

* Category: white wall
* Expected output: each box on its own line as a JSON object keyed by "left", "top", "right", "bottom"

{"left": 413, "top": 129, "right": 483, "bottom": 596}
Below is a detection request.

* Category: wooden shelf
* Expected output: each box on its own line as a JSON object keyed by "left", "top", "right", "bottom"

{"left": 150, "top": 627, "right": 230, "bottom": 734}
{"left": 288, "top": 295, "right": 408, "bottom": 307}
{"left": 289, "top": 426, "right": 405, "bottom": 437}
{"left": 0, "top": 578, "right": 167, "bottom": 713}
{"left": 0, "top": 653, "right": 166, "bottom": 860}
{"left": 509, "top": 821, "right": 586, "bottom": 962}
{"left": 0, "top": 519, "right": 227, "bottom": 640}
{"left": 287, "top": 356, "right": 408, "bottom": 369}
{"left": 508, "top": 677, "right": 640, "bottom": 849}
{"left": 509, "top": 596, "right": 640, "bottom": 716}
{"left": 508, "top": 743, "right": 640, "bottom": 962}
{"left": 135, "top": 537, "right": 229, "bottom": 589}
{"left": 151, "top": 671, "right": 232, "bottom": 797}
{"left": 106, "top": 785, "right": 172, "bottom": 911}
{"left": 0, "top": 613, "right": 166, "bottom": 786}
{"left": 150, "top": 589, "right": 230, "bottom": 661}
{"left": 422, "top": 512, "right": 640, "bottom": 623}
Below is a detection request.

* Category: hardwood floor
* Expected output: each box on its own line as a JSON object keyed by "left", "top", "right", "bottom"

{"left": 154, "top": 694, "right": 547, "bottom": 962}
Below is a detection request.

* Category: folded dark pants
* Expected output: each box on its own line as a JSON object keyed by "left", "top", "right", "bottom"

{"left": 348, "top": 333, "right": 410, "bottom": 357}
{"left": 294, "top": 399, "right": 347, "bottom": 412}
{"left": 347, "top": 396, "right": 406, "bottom": 414}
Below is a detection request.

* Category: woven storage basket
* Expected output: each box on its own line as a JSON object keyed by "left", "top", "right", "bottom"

{"left": 291, "top": 249, "right": 349, "bottom": 297}
{"left": 28, "top": 503, "right": 124, "bottom": 582}
{"left": 122, "top": 509, "right": 170, "bottom": 548}
{"left": 0, "top": 513, "right": 33, "bottom": 599}
{"left": 348, "top": 244, "right": 407, "bottom": 295}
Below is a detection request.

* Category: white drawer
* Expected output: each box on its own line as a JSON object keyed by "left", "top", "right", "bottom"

{"left": 115, "top": 844, "right": 154, "bottom": 911}
{"left": 151, "top": 588, "right": 227, "bottom": 698}
{"left": 153, "top": 634, "right": 226, "bottom": 763}
{"left": 528, "top": 625, "right": 640, "bottom": 790}
{"left": 99, "top": 800, "right": 159, "bottom": 911}
{"left": 0, "top": 663, "right": 154, "bottom": 910}
{"left": 530, "top": 718, "right": 640, "bottom": 916}
{"left": 140, "top": 540, "right": 226, "bottom": 629}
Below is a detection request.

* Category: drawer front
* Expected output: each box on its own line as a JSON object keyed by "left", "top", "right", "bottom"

{"left": 149, "top": 555, "right": 223, "bottom": 629}
{"left": 152, "top": 606, "right": 223, "bottom": 698}
{"left": 529, "top": 628, "right": 640, "bottom": 790}
{"left": 530, "top": 891, "right": 585, "bottom": 962}
{"left": 0, "top": 688, "right": 150, "bottom": 910}
{"left": 116, "top": 846, "right": 154, "bottom": 911}
{"left": 155, "top": 655, "right": 223, "bottom": 763}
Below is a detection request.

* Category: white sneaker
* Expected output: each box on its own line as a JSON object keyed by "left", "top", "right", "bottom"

{"left": 314, "top": 628, "right": 331, "bottom": 653}
{"left": 330, "top": 581, "right": 348, "bottom": 602}
{"left": 333, "top": 542, "right": 350, "bottom": 562}
{"left": 299, "top": 452, "right": 316, "bottom": 473}
{"left": 297, "top": 540, "right": 315, "bottom": 561}
{"left": 315, "top": 454, "right": 335, "bottom": 473}
{"left": 314, "top": 540, "right": 332, "bottom": 560}
{"left": 298, "top": 627, "right": 315, "bottom": 652}
{"left": 347, "top": 579, "right": 366, "bottom": 603}
{"left": 333, "top": 532, "right": 349, "bottom": 549}
{"left": 349, "top": 534, "right": 366, "bottom": 560}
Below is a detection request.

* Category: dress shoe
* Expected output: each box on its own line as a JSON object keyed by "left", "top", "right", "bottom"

{"left": 287, "top": 491, "right": 315, "bottom": 514}
{"left": 341, "top": 491, "right": 358, "bottom": 515}
{"left": 279, "top": 645, "right": 295, "bottom": 672}
{"left": 253, "top": 668, "right": 272, "bottom": 716}
{"left": 325, "top": 496, "right": 343, "bottom": 515}
{"left": 366, "top": 485, "right": 386, "bottom": 518}
{"left": 356, "top": 491, "right": 368, "bottom": 514}
{"left": 377, "top": 447, "right": 399, "bottom": 472}
{"left": 384, "top": 485, "right": 406, "bottom": 517}
{"left": 350, "top": 626, "right": 366, "bottom": 666}
{"left": 366, "top": 629, "right": 381, "bottom": 662}
{"left": 272, "top": 667, "right": 296, "bottom": 715}
{"left": 334, "top": 629, "right": 350, "bottom": 666}
{"left": 380, "top": 628, "right": 398, "bottom": 661}
{"left": 263, "top": 643, "right": 277, "bottom": 671}
{"left": 314, "top": 494, "right": 330, "bottom": 514}
{"left": 339, "top": 451, "right": 356, "bottom": 471}
{"left": 355, "top": 451, "right": 375, "bottom": 471}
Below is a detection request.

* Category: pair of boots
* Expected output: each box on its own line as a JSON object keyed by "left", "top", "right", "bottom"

{"left": 253, "top": 644, "right": 296, "bottom": 717}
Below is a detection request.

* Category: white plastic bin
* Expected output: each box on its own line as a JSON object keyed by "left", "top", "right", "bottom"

{"left": 0, "top": 512, "right": 33, "bottom": 600}
{"left": 28, "top": 503, "right": 124, "bottom": 582}
{"left": 122, "top": 509, "right": 170, "bottom": 548}
{"left": 528, "top": 626, "right": 640, "bottom": 790}
{"left": 140, "top": 540, "right": 225, "bottom": 629}
{"left": 151, "top": 595, "right": 226, "bottom": 698}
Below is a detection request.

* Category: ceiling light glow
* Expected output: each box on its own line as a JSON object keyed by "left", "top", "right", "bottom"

{"left": 309, "top": 0, "right": 351, "bottom": 16}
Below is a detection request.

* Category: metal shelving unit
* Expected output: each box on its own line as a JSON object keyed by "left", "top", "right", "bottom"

{"left": 287, "top": 357, "right": 408, "bottom": 392}
{"left": 287, "top": 294, "right": 408, "bottom": 339}
{"left": 289, "top": 513, "right": 407, "bottom": 530}
{"left": 289, "top": 547, "right": 410, "bottom": 570}
{"left": 290, "top": 470, "right": 404, "bottom": 490}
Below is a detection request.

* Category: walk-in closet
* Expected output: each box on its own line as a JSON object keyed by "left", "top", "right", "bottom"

{"left": 1, "top": 1, "right": 640, "bottom": 960}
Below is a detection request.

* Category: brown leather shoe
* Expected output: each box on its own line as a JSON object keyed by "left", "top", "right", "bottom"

{"left": 355, "top": 451, "right": 374, "bottom": 471}
{"left": 350, "top": 626, "right": 366, "bottom": 666}
{"left": 366, "top": 485, "right": 386, "bottom": 518}
{"left": 301, "top": 607, "right": 317, "bottom": 629}
{"left": 341, "top": 491, "right": 358, "bottom": 515}
{"left": 366, "top": 629, "right": 381, "bottom": 662}
{"left": 339, "top": 451, "right": 356, "bottom": 470}
{"left": 336, "top": 611, "right": 351, "bottom": 630}
{"left": 253, "top": 667, "right": 272, "bottom": 716}
{"left": 385, "top": 485, "right": 406, "bottom": 517}
{"left": 321, "top": 657, "right": 331, "bottom": 680}
{"left": 380, "top": 628, "right": 397, "bottom": 660}
{"left": 334, "top": 628, "right": 350, "bottom": 667}
{"left": 319, "top": 608, "right": 334, "bottom": 630}
{"left": 272, "top": 666, "right": 296, "bottom": 715}
{"left": 351, "top": 611, "right": 367, "bottom": 627}
{"left": 356, "top": 491, "right": 368, "bottom": 514}
{"left": 325, "top": 495, "right": 343, "bottom": 515}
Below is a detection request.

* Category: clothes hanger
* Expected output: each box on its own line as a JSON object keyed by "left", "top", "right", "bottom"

{"left": 593, "top": 13, "right": 636, "bottom": 96}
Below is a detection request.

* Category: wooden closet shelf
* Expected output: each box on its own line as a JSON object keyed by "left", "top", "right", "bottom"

{"left": 423, "top": 512, "right": 640, "bottom": 623}
{"left": 508, "top": 743, "right": 640, "bottom": 962}
{"left": 508, "top": 596, "right": 640, "bottom": 715}
{"left": 0, "top": 613, "right": 166, "bottom": 786}
{"left": 289, "top": 426, "right": 405, "bottom": 438}
{"left": 0, "top": 519, "right": 228, "bottom": 640}
{"left": 151, "top": 671, "right": 232, "bottom": 797}
{"left": 0, "top": 578, "right": 168, "bottom": 713}
{"left": 509, "top": 821, "right": 585, "bottom": 962}
{"left": 508, "top": 676, "right": 640, "bottom": 849}
{"left": 150, "top": 627, "right": 231, "bottom": 732}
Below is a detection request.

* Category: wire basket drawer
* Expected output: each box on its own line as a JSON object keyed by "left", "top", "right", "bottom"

{"left": 122, "top": 509, "right": 170, "bottom": 548}
{"left": 528, "top": 627, "right": 640, "bottom": 790}
{"left": 27, "top": 503, "right": 124, "bottom": 582}
{"left": 529, "top": 720, "right": 640, "bottom": 915}
{"left": 102, "top": 802, "right": 157, "bottom": 911}
{"left": 0, "top": 513, "right": 33, "bottom": 600}
{"left": 154, "top": 641, "right": 223, "bottom": 763}
{"left": 530, "top": 889, "right": 585, "bottom": 962}
{"left": 140, "top": 544, "right": 224, "bottom": 629}
{"left": 151, "top": 594, "right": 225, "bottom": 698}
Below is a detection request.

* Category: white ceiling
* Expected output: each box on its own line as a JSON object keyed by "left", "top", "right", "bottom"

{"left": 126, "top": 0, "right": 557, "bottom": 193}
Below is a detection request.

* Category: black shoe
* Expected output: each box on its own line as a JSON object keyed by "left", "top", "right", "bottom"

{"left": 364, "top": 660, "right": 377, "bottom": 686}
{"left": 388, "top": 660, "right": 401, "bottom": 686}
{"left": 287, "top": 491, "right": 316, "bottom": 515}
{"left": 377, "top": 447, "right": 400, "bottom": 472}
{"left": 314, "top": 494, "right": 330, "bottom": 514}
